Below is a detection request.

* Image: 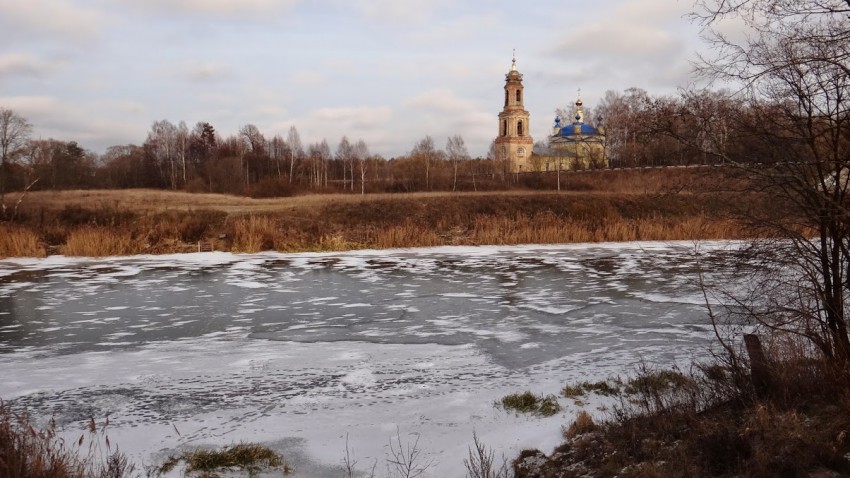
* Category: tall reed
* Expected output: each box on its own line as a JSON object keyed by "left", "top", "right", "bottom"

{"left": 0, "top": 225, "right": 44, "bottom": 258}
{"left": 60, "top": 227, "right": 142, "bottom": 257}
{"left": 231, "top": 215, "right": 280, "bottom": 253}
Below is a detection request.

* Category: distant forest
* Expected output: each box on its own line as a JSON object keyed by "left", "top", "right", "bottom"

{"left": 0, "top": 88, "right": 771, "bottom": 196}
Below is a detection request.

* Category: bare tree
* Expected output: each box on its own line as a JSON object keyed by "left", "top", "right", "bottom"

{"left": 446, "top": 134, "right": 469, "bottom": 192}
{"left": 411, "top": 136, "right": 438, "bottom": 191}
{"left": 176, "top": 121, "right": 189, "bottom": 186}
{"left": 306, "top": 140, "right": 331, "bottom": 188}
{"left": 0, "top": 108, "right": 31, "bottom": 169}
{"left": 336, "top": 136, "right": 354, "bottom": 191}
{"left": 146, "top": 120, "right": 179, "bottom": 189}
{"left": 239, "top": 124, "right": 265, "bottom": 155}
{"left": 0, "top": 108, "right": 32, "bottom": 211}
{"left": 268, "top": 134, "right": 287, "bottom": 179}
{"left": 689, "top": 0, "right": 850, "bottom": 361}
{"left": 354, "top": 139, "right": 369, "bottom": 195}
{"left": 286, "top": 126, "right": 303, "bottom": 184}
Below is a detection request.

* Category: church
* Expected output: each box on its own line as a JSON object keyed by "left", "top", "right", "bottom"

{"left": 494, "top": 56, "right": 607, "bottom": 174}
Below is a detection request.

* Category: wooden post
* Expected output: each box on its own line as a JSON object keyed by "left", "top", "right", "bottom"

{"left": 744, "top": 334, "right": 772, "bottom": 397}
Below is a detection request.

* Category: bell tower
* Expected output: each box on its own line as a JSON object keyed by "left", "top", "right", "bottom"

{"left": 495, "top": 52, "right": 533, "bottom": 173}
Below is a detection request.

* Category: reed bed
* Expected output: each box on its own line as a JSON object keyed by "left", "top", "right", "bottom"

{"left": 0, "top": 405, "right": 134, "bottom": 478}
{"left": 371, "top": 223, "right": 442, "bottom": 249}
{"left": 0, "top": 183, "right": 759, "bottom": 257}
{"left": 59, "top": 227, "right": 142, "bottom": 257}
{"left": 0, "top": 225, "right": 45, "bottom": 258}
{"left": 466, "top": 213, "right": 747, "bottom": 246}
{"left": 231, "top": 215, "right": 280, "bottom": 253}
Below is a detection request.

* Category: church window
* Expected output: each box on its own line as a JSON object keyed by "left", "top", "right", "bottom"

{"left": 505, "top": 90, "right": 508, "bottom": 107}
{"left": 518, "top": 147, "right": 526, "bottom": 157}
{"left": 518, "top": 120, "right": 524, "bottom": 136}
{"left": 502, "top": 120, "right": 507, "bottom": 136}
{"left": 516, "top": 90, "right": 521, "bottom": 103}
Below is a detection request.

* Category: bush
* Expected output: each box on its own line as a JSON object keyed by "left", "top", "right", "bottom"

{"left": 153, "top": 443, "right": 291, "bottom": 477}
{"left": 497, "top": 392, "right": 562, "bottom": 417}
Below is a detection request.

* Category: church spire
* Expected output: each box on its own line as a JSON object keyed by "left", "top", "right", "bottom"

{"left": 496, "top": 50, "right": 532, "bottom": 173}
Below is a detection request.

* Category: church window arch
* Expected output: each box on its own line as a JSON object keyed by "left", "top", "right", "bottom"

{"left": 516, "top": 90, "right": 521, "bottom": 103}
{"left": 518, "top": 147, "right": 526, "bottom": 157}
{"left": 505, "top": 90, "right": 508, "bottom": 107}
{"left": 502, "top": 120, "right": 507, "bottom": 136}
{"left": 518, "top": 120, "right": 524, "bottom": 136}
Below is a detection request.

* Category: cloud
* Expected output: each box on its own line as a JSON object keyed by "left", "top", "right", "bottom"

{"left": 263, "top": 105, "right": 393, "bottom": 155}
{"left": 112, "top": 0, "right": 300, "bottom": 17}
{"left": 0, "top": 95, "right": 142, "bottom": 150}
{"left": 546, "top": 0, "right": 698, "bottom": 91}
{"left": 551, "top": 1, "right": 695, "bottom": 59}
{"left": 408, "top": 13, "right": 501, "bottom": 44}
{"left": 0, "top": 54, "right": 57, "bottom": 78}
{"left": 402, "top": 89, "right": 493, "bottom": 153}
{"left": 0, "top": 0, "right": 102, "bottom": 43}
{"left": 346, "top": 0, "right": 452, "bottom": 24}
{"left": 181, "top": 62, "right": 235, "bottom": 83}
{"left": 290, "top": 70, "right": 327, "bottom": 87}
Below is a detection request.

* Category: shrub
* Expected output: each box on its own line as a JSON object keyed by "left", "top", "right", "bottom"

{"left": 563, "top": 411, "right": 597, "bottom": 439}
{"left": 153, "top": 443, "right": 291, "bottom": 477}
{"left": 497, "top": 392, "right": 562, "bottom": 417}
{"left": 562, "top": 379, "right": 622, "bottom": 398}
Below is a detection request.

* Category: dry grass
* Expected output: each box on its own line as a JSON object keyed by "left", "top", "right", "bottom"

{"left": 231, "top": 216, "right": 280, "bottom": 253}
{"left": 518, "top": 340, "right": 850, "bottom": 478}
{"left": 563, "top": 411, "right": 597, "bottom": 440}
{"left": 371, "top": 223, "right": 442, "bottom": 249}
{"left": 0, "top": 406, "right": 135, "bottom": 478}
{"left": 468, "top": 213, "right": 745, "bottom": 245}
{"left": 0, "top": 225, "right": 45, "bottom": 258}
{"left": 0, "top": 168, "right": 763, "bottom": 257}
{"left": 59, "top": 227, "right": 143, "bottom": 257}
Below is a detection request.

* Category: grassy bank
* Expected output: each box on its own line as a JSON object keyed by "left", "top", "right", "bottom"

{"left": 514, "top": 347, "right": 850, "bottom": 478}
{"left": 0, "top": 168, "right": 756, "bottom": 258}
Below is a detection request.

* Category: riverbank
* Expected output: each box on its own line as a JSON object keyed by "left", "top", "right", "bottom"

{"left": 0, "top": 169, "right": 758, "bottom": 258}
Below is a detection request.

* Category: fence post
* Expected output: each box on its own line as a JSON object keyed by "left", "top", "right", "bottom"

{"left": 744, "top": 334, "right": 772, "bottom": 397}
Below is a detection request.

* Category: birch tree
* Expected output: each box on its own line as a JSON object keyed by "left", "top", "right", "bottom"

{"left": 286, "top": 126, "right": 303, "bottom": 184}
{"left": 353, "top": 139, "right": 369, "bottom": 195}
{"left": 446, "top": 134, "right": 469, "bottom": 192}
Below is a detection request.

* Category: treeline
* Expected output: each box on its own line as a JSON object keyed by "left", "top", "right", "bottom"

{"left": 0, "top": 86, "right": 798, "bottom": 199}
{"left": 0, "top": 121, "right": 511, "bottom": 197}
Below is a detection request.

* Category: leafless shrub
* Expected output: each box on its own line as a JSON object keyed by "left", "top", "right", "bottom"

{"left": 385, "top": 428, "right": 434, "bottom": 478}
{"left": 463, "top": 431, "right": 509, "bottom": 478}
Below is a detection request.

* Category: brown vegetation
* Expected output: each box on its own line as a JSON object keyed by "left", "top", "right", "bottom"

{"left": 0, "top": 225, "right": 45, "bottom": 258}
{"left": 0, "top": 168, "right": 758, "bottom": 258}
{"left": 0, "top": 405, "right": 134, "bottom": 478}
{"left": 514, "top": 342, "right": 850, "bottom": 478}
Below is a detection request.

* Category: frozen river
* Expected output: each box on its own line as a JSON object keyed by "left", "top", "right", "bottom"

{"left": 0, "top": 241, "right": 737, "bottom": 476}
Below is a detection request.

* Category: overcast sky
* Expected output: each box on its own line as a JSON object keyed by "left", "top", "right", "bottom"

{"left": 0, "top": 0, "right": 706, "bottom": 158}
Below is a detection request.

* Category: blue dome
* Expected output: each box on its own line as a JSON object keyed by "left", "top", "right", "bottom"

{"left": 557, "top": 122, "right": 600, "bottom": 137}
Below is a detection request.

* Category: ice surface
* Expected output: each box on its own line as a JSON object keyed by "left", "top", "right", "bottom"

{"left": 0, "top": 241, "right": 746, "bottom": 477}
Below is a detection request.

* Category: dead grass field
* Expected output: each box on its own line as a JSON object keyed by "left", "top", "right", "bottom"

{"left": 0, "top": 168, "right": 758, "bottom": 258}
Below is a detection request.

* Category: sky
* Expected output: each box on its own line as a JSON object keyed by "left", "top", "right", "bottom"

{"left": 0, "top": 0, "right": 706, "bottom": 158}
